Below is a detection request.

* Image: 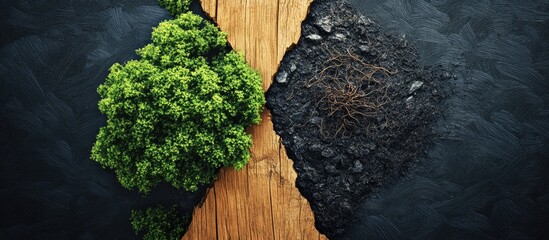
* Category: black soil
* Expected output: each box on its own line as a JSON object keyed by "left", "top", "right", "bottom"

{"left": 266, "top": 0, "right": 453, "bottom": 238}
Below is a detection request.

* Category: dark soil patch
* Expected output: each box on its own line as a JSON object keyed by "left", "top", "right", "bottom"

{"left": 266, "top": 0, "right": 453, "bottom": 238}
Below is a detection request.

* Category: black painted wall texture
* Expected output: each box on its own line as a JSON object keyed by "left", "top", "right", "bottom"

{"left": 0, "top": 1, "right": 205, "bottom": 239}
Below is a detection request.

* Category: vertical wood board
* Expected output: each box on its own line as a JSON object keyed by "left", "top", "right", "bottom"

{"left": 183, "top": 1, "right": 323, "bottom": 239}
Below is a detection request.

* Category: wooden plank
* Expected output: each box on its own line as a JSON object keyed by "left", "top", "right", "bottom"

{"left": 244, "top": 1, "right": 279, "bottom": 239}
{"left": 211, "top": 1, "right": 250, "bottom": 239}
{"left": 183, "top": 186, "right": 218, "bottom": 239}
{"left": 184, "top": 1, "right": 324, "bottom": 239}
{"left": 277, "top": 0, "right": 313, "bottom": 63}
{"left": 201, "top": 0, "right": 217, "bottom": 20}
{"left": 215, "top": 0, "right": 247, "bottom": 51}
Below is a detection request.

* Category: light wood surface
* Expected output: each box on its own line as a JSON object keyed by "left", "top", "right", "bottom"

{"left": 182, "top": 0, "right": 326, "bottom": 239}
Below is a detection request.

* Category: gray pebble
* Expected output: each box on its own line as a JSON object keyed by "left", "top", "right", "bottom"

{"left": 276, "top": 71, "right": 288, "bottom": 83}
{"left": 306, "top": 34, "right": 322, "bottom": 41}
{"left": 409, "top": 81, "right": 424, "bottom": 94}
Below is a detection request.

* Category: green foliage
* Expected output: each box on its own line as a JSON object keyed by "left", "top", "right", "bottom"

{"left": 130, "top": 205, "right": 189, "bottom": 240}
{"left": 91, "top": 12, "right": 265, "bottom": 193}
{"left": 157, "top": 0, "right": 192, "bottom": 16}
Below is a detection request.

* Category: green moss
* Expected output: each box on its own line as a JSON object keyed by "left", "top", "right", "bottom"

{"left": 157, "top": 0, "right": 192, "bottom": 16}
{"left": 130, "top": 205, "right": 189, "bottom": 240}
{"left": 91, "top": 12, "right": 265, "bottom": 193}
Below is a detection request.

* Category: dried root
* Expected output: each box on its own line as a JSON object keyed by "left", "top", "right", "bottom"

{"left": 305, "top": 45, "right": 394, "bottom": 138}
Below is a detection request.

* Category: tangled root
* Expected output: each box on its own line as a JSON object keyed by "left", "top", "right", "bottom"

{"left": 305, "top": 45, "right": 394, "bottom": 138}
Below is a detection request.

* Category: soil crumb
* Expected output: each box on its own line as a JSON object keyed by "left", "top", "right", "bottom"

{"left": 266, "top": 0, "right": 453, "bottom": 238}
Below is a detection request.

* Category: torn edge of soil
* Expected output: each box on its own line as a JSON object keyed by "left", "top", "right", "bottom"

{"left": 266, "top": 0, "right": 455, "bottom": 238}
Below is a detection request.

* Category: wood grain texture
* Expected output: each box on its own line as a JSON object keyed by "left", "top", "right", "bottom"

{"left": 182, "top": 0, "right": 324, "bottom": 239}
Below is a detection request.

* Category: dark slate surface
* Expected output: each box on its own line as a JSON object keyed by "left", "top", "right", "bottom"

{"left": 342, "top": 0, "right": 549, "bottom": 239}
{"left": 0, "top": 1, "right": 207, "bottom": 239}
{"left": 269, "top": 0, "right": 549, "bottom": 239}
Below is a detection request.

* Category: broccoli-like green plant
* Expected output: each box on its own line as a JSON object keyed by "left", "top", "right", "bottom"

{"left": 157, "top": 0, "right": 192, "bottom": 16}
{"left": 91, "top": 12, "right": 265, "bottom": 193}
{"left": 130, "top": 205, "right": 189, "bottom": 240}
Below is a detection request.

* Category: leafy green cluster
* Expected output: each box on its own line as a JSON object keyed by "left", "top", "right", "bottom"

{"left": 91, "top": 12, "right": 264, "bottom": 193}
{"left": 157, "top": 0, "right": 192, "bottom": 16}
{"left": 130, "top": 205, "right": 189, "bottom": 240}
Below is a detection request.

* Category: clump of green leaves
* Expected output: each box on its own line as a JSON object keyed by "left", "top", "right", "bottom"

{"left": 91, "top": 12, "right": 264, "bottom": 193}
{"left": 130, "top": 205, "right": 189, "bottom": 240}
{"left": 157, "top": 0, "right": 192, "bottom": 16}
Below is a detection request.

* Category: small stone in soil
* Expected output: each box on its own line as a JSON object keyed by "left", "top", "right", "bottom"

{"left": 409, "top": 81, "right": 424, "bottom": 94}
{"left": 316, "top": 17, "right": 333, "bottom": 33}
{"left": 306, "top": 34, "right": 322, "bottom": 41}
{"left": 276, "top": 71, "right": 288, "bottom": 83}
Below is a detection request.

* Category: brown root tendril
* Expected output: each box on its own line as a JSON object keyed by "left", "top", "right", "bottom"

{"left": 305, "top": 45, "right": 394, "bottom": 139}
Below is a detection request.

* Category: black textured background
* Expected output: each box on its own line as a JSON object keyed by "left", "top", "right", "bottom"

{"left": 0, "top": 1, "right": 207, "bottom": 239}
{"left": 269, "top": 0, "right": 549, "bottom": 239}
{"left": 342, "top": 0, "right": 549, "bottom": 239}
{"left": 2, "top": 0, "right": 549, "bottom": 239}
